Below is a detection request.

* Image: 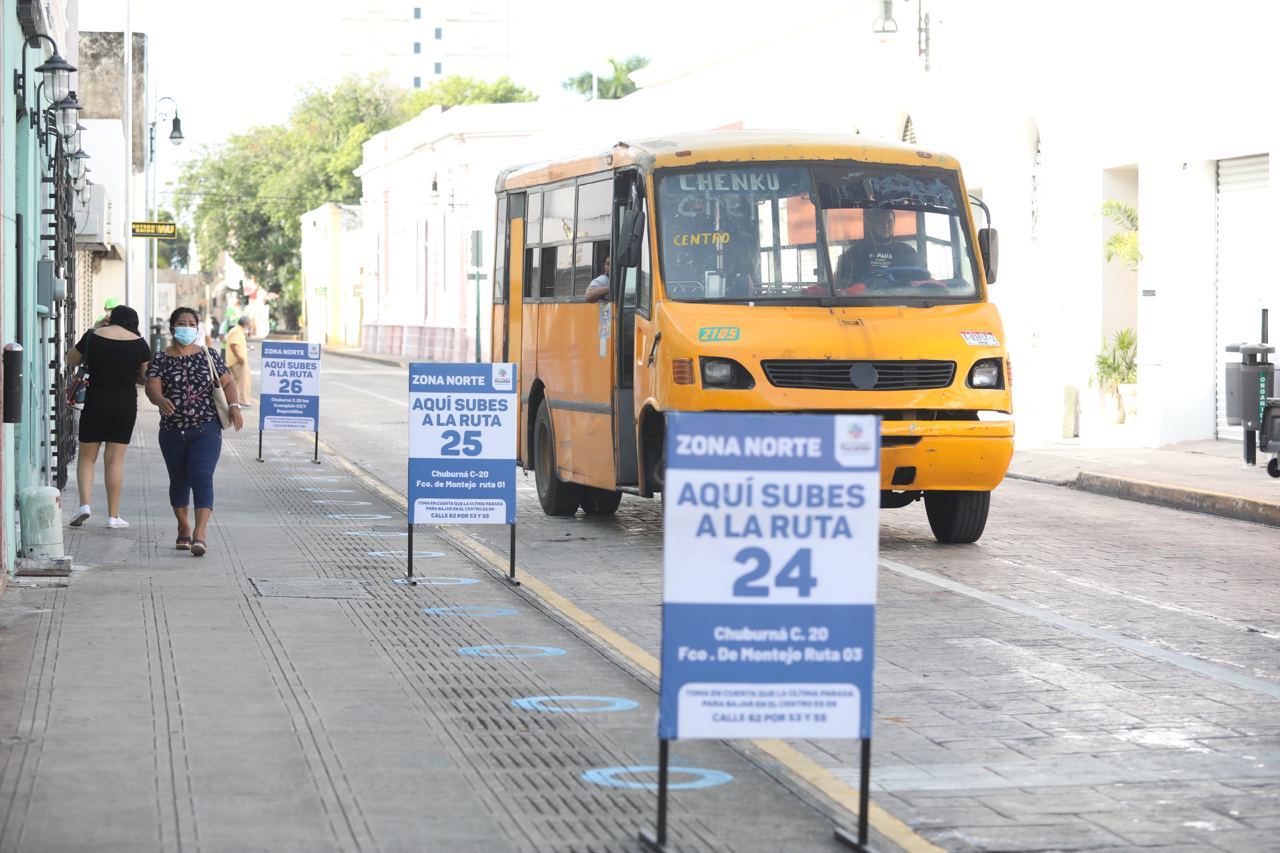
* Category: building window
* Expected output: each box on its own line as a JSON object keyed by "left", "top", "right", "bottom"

{"left": 413, "top": 41, "right": 421, "bottom": 54}
{"left": 413, "top": 76, "right": 422, "bottom": 89}
{"left": 434, "top": 62, "right": 442, "bottom": 74}
{"left": 413, "top": 6, "right": 421, "bottom": 18}
{"left": 434, "top": 27, "right": 442, "bottom": 39}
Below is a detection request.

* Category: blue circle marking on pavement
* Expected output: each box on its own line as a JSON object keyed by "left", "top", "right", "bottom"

{"left": 423, "top": 606, "right": 517, "bottom": 618}
{"left": 457, "top": 644, "right": 565, "bottom": 658}
{"left": 313, "top": 500, "right": 373, "bottom": 506}
{"left": 343, "top": 531, "right": 409, "bottom": 538}
{"left": 512, "top": 696, "right": 639, "bottom": 714}
{"left": 327, "top": 514, "right": 392, "bottom": 520}
{"left": 368, "top": 550, "right": 445, "bottom": 558}
{"left": 392, "top": 577, "right": 479, "bottom": 586}
{"left": 581, "top": 766, "right": 733, "bottom": 791}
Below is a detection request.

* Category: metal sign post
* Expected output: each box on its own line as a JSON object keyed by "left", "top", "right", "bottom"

{"left": 645, "top": 412, "right": 882, "bottom": 850}
{"left": 406, "top": 362, "right": 518, "bottom": 585}
{"left": 256, "top": 341, "right": 322, "bottom": 464}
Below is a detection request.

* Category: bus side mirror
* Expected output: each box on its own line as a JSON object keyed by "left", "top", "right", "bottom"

{"left": 979, "top": 227, "right": 998, "bottom": 285}
{"left": 617, "top": 209, "right": 645, "bottom": 268}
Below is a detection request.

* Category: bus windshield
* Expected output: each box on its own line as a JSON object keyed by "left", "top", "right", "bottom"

{"left": 656, "top": 163, "right": 979, "bottom": 304}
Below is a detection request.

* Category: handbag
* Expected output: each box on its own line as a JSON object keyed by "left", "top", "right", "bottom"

{"left": 203, "top": 347, "right": 233, "bottom": 429}
{"left": 65, "top": 333, "right": 91, "bottom": 407}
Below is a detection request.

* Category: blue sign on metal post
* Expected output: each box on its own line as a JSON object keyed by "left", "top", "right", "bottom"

{"left": 657, "top": 412, "right": 880, "bottom": 741}
{"left": 259, "top": 341, "right": 321, "bottom": 432}
{"left": 407, "top": 362, "right": 517, "bottom": 525}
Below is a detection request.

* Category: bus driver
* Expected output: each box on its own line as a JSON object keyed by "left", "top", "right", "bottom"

{"left": 834, "top": 208, "right": 921, "bottom": 287}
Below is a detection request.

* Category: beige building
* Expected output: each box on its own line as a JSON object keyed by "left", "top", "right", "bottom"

{"left": 300, "top": 203, "right": 364, "bottom": 348}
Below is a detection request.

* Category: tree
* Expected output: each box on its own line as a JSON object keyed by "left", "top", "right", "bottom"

{"left": 155, "top": 209, "right": 189, "bottom": 270}
{"left": 176, "top": 74, "right": 537, "bottom": 329}
{"left": 563, "top": 55, "right": 649, "bottom": 100}
{"left": 1102, "top": 200, "right": 1140, "bottom": 271}
{"left": 406, "top": 75, "right": 536, "bottom": 113}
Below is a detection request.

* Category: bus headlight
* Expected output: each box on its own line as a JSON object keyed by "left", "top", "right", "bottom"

{"left": 967, "top": 358, "right": 1004, "bottom": 389}
{"left": 700, "top": 357, "right": 755, "bottom": 389}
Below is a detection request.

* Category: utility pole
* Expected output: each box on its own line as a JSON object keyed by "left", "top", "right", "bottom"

{"left": 123, "top": 7, "right": 133, "bottom": 308}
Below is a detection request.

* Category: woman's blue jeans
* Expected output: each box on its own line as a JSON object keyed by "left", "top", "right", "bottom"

{"left": 157, "top": 419, "right": 223, "bottom": 509}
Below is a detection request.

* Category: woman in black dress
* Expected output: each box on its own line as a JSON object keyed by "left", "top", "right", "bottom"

{"left": 66, "top": 305, "right": 152, "bottom": 528}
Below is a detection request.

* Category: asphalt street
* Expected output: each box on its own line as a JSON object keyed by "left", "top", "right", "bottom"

{"left": 297, "top": 351, "right": 1280, "bottom": 852}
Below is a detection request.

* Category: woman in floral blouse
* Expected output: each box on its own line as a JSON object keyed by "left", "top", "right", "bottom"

{"left": 145, "top": 307, "right": 244, "bottom": 556}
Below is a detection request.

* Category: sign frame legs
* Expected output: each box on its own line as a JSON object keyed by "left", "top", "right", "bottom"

{"left": 257, "top": 428, "right": 263, "bottom": 462}
{"left": 638, "top": 738, "right": 670, "bottom": 852}
{"left": 506, "top": 522, "right": 519, "bottom": 586}
{"left": 256, "top": 428, "right": 321, "bottom": 464}
{"left": 832, "top": 737, "right": 873, "bottom": 851}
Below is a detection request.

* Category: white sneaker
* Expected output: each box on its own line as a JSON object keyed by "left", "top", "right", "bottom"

{"left": 69, "top": 506, "right": 91, "bottom": 527}
{"left": 107, "top": 517, "right": 130, "bottom": 529}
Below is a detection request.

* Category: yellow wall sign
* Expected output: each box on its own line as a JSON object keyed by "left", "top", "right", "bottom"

{"left": 132, "top": 221, "right": 177, "bottom": 239}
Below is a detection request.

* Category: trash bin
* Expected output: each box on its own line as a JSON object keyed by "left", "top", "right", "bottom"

{"left": 1236, "top": 344, "right": 1276, "bottom": 432}
{"left": 18, "top": 486, "right": 65, "bottom": 558}
{"left": 1226, "top": 308, "right": 1276, "bottom": 465}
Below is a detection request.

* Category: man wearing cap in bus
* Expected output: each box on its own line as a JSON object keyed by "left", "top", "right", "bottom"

{"left": 834, "top": 208, "right": 921, "bottom": 289}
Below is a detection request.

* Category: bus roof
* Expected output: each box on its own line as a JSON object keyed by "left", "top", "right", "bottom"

{"left": 495, "top": 130, "right": 958, "bottom": 192}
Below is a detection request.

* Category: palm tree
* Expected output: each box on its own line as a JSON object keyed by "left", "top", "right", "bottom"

{"left": 1102, "top": 200, "right": 1140, "bottom": 270}
{"left": 563, "top": 55, "right": 650, "bottom": 100}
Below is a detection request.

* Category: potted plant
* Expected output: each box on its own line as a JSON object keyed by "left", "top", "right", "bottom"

{"left": 1094, "top": 328, "right": 1138, "bottom": 423}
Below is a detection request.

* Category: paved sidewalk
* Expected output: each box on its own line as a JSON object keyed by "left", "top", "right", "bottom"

{"left": 1010, "top": 439, "right": 1280, "bottom": 527}
{"left": 0, "top": 421, "right": 858, "bottom": 852}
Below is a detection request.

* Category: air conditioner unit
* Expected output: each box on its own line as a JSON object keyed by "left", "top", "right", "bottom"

{"left": 74, "top": 184, "right": 112, "bottom": 252}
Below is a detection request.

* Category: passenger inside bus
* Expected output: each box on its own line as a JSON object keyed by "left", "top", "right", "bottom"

{"left": 585, "top": 250, "right": 610, "bottom": 303}
{"left": 834, "top": 208, "right": 923, "bottom": 289}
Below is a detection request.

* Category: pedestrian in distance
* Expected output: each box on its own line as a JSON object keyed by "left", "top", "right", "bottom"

{"left": 66, "top": 304, "right": 153, "bottom": 529}
{"left": 223, "top": 315, "right": 253, "bottom": 409}
{"left": 144, "top": 307, "right": 245, "bottom": 556}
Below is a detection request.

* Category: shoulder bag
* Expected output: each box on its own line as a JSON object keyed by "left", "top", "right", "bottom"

{"left": 65, "top": 333, "right": 91, "bottom": 407}
{"left": 203, "top": 347, "right": 233, "bottom": 429}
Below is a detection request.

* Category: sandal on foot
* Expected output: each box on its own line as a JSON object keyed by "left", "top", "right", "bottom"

{"left": 175, "top": 537, "right": 192, "bottom": 551}
{"left": 190, "top": 540, "right": 207, "bottom": 557}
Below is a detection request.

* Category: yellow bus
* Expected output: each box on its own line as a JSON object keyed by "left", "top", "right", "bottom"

{"left": 491, "top": 131, "right": 1012, "bottom": 543}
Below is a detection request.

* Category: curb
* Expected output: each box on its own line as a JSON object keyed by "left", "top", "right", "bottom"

{"left": 325, "top": 349, "right": 409, "bottom": 369}
{"left": 1073, "top": 471, "right": 1280, "bottom": 528}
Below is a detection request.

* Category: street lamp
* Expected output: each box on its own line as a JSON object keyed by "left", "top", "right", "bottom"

{"left": 148, "top": 96, "right": 185, "bottom": 330}
{"left": 12, "top": 34, "right": 76, "bottom": 121}
{"left": 68, "top": 150, "right": 90, "bottom": 181}
{"left": 51, "top": 91, "right": 81, "bottom": 138}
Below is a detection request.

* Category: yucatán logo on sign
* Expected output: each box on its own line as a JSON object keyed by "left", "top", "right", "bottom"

{"left": 658, "top": 412, "right": 881, "bottom": 741}
{"left": 259, "top": 341, "right": 321, "bottom": 432}
{"left": 408, "top": 363, "right": 518, "bottom": 525}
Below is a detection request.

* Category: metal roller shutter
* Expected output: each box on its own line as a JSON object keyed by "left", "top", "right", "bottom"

{"left": 1214, "top": 155, "right": 1270, "bottom": 441}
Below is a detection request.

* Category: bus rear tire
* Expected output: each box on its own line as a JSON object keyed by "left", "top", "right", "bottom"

{"left": 924, "top": 490, "right": 990, "bottom": 544}
{"left": 581, "top": 488, "right": 623, "bottom": 516}
{"left": 534, "top": 402, "right": 581, "bottom": 516}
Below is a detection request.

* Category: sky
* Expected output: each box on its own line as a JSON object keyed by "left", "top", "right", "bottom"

{"left": 78, "top": 0, "right": 854, "bottom": 188}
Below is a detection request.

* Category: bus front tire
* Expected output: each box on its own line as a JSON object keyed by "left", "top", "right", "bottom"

{"left": 924, "top": 490, "right": 990, "bottom": 544}
{"left": 534, "top": 402, "right": 581, "bottom": 516}
{"left": 581, "top": 488, "right": 623, "bottom": 516}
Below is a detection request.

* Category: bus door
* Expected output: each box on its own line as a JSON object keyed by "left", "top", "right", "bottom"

{"left": 612, "top": 172, "right": 644, "bottom": 486}
{"left": 519, "top": 192, "right": 542, "bottom": 465}
{"left": 494, "top": 194, "right": 530, "bottom": 462}
{"left": 544, "top": 178, "right": 616, "bottom": 490}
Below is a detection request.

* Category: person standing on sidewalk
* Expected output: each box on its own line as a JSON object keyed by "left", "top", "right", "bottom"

{"left": 223, "top": 316, "right": 253, "bottom": 409}
{"left": 144, "top": 307, "right": 244, "bottom": 556}
{"left": 65, "top": 305, "right": 152, "bottom": 529}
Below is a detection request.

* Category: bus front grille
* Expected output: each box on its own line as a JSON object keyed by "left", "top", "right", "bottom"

{"left": 760, "top": 360, "right": 957, "bottom": 391}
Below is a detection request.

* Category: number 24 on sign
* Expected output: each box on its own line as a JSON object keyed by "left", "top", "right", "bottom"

{"left": 732, "top": 547, "right": 816, "bottom": 597}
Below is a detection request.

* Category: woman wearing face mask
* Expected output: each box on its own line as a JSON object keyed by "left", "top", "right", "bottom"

{"left": 144, "top": 307, "right": 244, "bottom": 556}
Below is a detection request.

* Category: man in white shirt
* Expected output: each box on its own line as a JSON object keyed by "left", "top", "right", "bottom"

{"left": 585, "top": 251, "right": 610, "bottom": 303}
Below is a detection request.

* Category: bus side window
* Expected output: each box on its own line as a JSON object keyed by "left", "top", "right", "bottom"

{"left": 525, "top": 247, "right": 539, "bottom": 299}
{"left": 540, "top": 247, "right": 558, "bottom": 298}
{"left": 493, "top": 195, "right": 508, "bottom": 303}
{"left": 575, "top": 180, "right": 612, "bottom": 299}
{"left": 636, "top": 217, "right": 651, "bottom": 317}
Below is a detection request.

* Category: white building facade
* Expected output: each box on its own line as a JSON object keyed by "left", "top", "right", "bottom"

{"left": 339, "top": 0, "right": 513, "bottom": 91}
